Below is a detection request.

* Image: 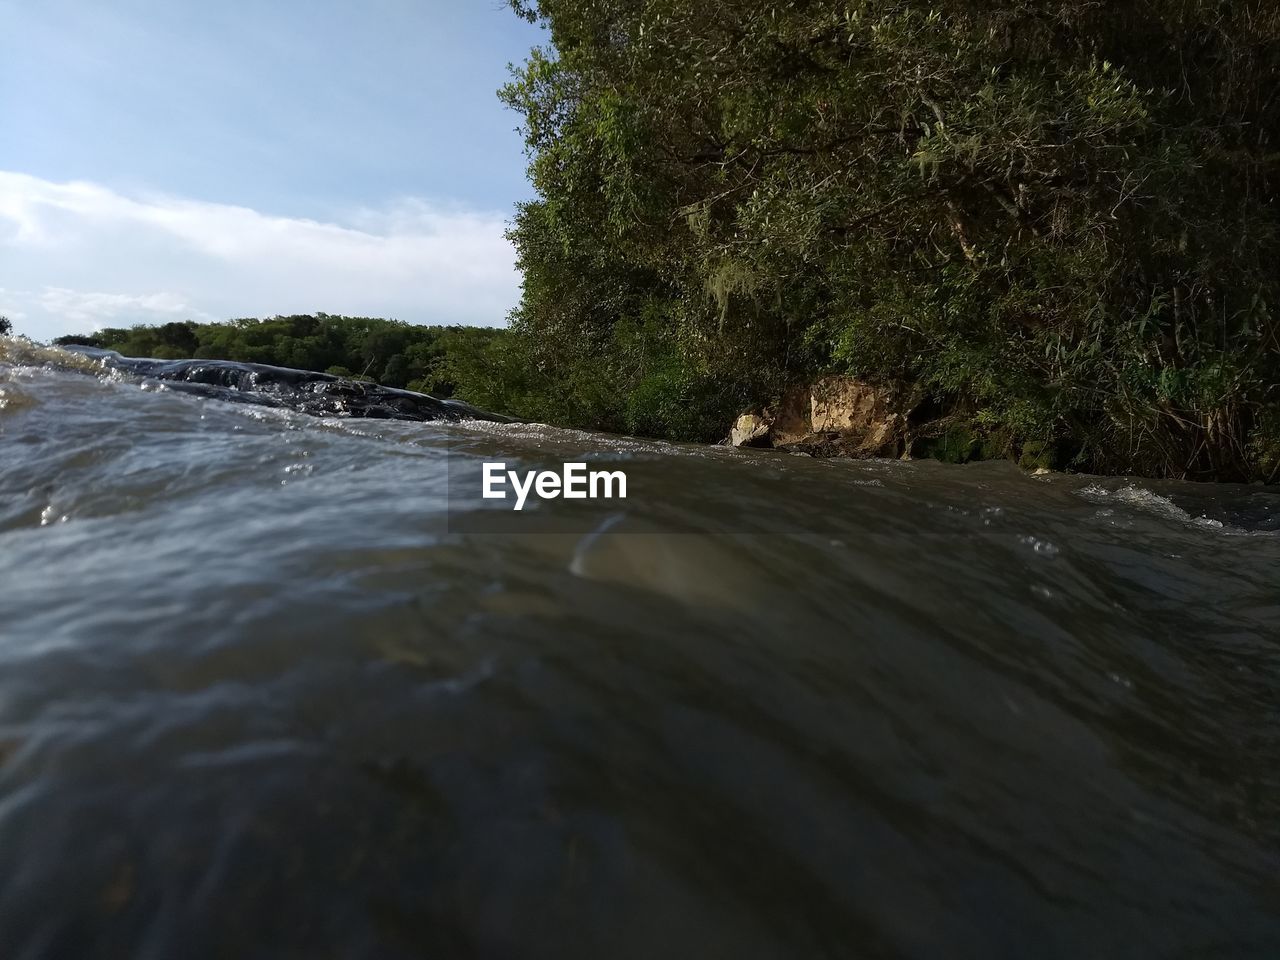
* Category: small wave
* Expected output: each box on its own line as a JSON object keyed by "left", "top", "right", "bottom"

{"left": 0, "top": 381, "right": 36, "bottom": 415}
{"left": 0, "top": 335, "right": 104, "bottom": 375}
{"left": 1075, "top": 483, "right": 1275, "bottom": 536}
{"left": 4, "top": 339, "right": 516, "bottom": 425}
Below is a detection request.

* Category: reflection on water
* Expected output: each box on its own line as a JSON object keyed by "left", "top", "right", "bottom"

{"left": 2, "top": 346, "right": 1279, "bottom": 958}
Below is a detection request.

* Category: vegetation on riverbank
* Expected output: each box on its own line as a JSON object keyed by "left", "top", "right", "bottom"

{"left": 55, "top": 315, "right": 503, "bottom": 399}
{"left": 481, "top": 0, "right": 1280, "bottom": 482}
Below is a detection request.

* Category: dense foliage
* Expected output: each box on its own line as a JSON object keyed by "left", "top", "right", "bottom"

{"left": 492, "top": 0, "right": 1280, "bottom": 480}
{"left": 54, "top": 315, "right": 505, "bottom": 399}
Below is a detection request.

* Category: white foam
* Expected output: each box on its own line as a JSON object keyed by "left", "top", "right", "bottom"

{"left": 1078, "top": 483, "right": 1260, "bottom": 535}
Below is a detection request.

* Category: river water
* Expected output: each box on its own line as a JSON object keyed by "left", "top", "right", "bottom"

{"left": 2, "top": 342, "right": 1278, "bottom": 958}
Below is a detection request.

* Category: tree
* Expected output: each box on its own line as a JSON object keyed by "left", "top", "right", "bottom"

{"left": 498, "top": 0, "right": 1280, "bottom": 481}
{"left": 0, "top": 316, "right": 11, "bottom": 337}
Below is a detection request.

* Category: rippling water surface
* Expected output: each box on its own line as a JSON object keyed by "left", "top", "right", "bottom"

{"left": 2, "top": 344, "right": 1279, "bottom": 958}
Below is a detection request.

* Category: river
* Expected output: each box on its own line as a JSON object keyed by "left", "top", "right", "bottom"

{"left": 2, "top": 341, "right": 1278, "bottom": 958}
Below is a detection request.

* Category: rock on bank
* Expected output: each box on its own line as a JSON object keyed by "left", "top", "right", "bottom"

{"left": 727, "top": 377, "right": 915, "bottom": 458}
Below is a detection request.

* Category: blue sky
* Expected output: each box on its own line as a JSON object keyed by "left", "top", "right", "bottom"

{"left": 0, "top": 0, "right": 544, "bottom": 340}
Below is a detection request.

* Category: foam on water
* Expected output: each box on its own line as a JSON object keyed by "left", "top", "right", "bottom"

{"left": 1076, "top": 482, "right": 1275, "bottom": 536}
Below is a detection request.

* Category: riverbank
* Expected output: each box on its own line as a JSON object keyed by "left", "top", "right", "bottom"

{"left": 488, "top": 1, "right": 1280, "bottom": 487}
{"left": 24, "top": 329, "right": 1280, "bottom": 484}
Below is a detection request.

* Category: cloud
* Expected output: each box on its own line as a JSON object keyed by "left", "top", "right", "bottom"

{"left": 0, "top": 171, "right": 519, "bottom": 342}
{"left": 35, "top": 288, "right": 207, "bottom": 326}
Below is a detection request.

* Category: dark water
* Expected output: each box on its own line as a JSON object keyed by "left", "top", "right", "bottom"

{"left": 2, "top": 341, "right": 1279, "bottom": 959}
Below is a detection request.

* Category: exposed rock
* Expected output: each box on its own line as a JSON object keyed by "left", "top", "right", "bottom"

{"left": 58, "top": 345, "right": 518, "bottom": 423}
{"left": 727, "top": 377, "right": 915, "bottom": 458}
{"left": 728, "top": 412, "right": 772, "bottom": 447}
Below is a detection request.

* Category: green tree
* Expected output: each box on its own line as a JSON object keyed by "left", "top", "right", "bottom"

{"left": 500, "top": 0, "right": 1280, "bottom": 480}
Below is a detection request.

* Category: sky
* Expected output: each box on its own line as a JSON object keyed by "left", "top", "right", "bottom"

{"left": 0, "top": 0, "right": 545, "bottom": 341}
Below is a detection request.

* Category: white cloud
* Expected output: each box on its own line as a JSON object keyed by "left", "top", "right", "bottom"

{"left": 35, "top": 287, "right": 207, "bottom": 326}
{"left": 0, "top": 171, "right": 518, "bottom": 342}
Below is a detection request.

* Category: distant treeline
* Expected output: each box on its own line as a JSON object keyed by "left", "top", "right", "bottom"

{"left": 54, "top": 314, "right": 506, "bottom": 399}
{"left": 494, "top": 0, "right": 1280, "bottom": 481}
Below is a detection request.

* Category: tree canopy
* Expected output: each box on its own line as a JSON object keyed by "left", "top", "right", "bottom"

{"left": 494, "top": 0, "right": 1280, "bottom": 480}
